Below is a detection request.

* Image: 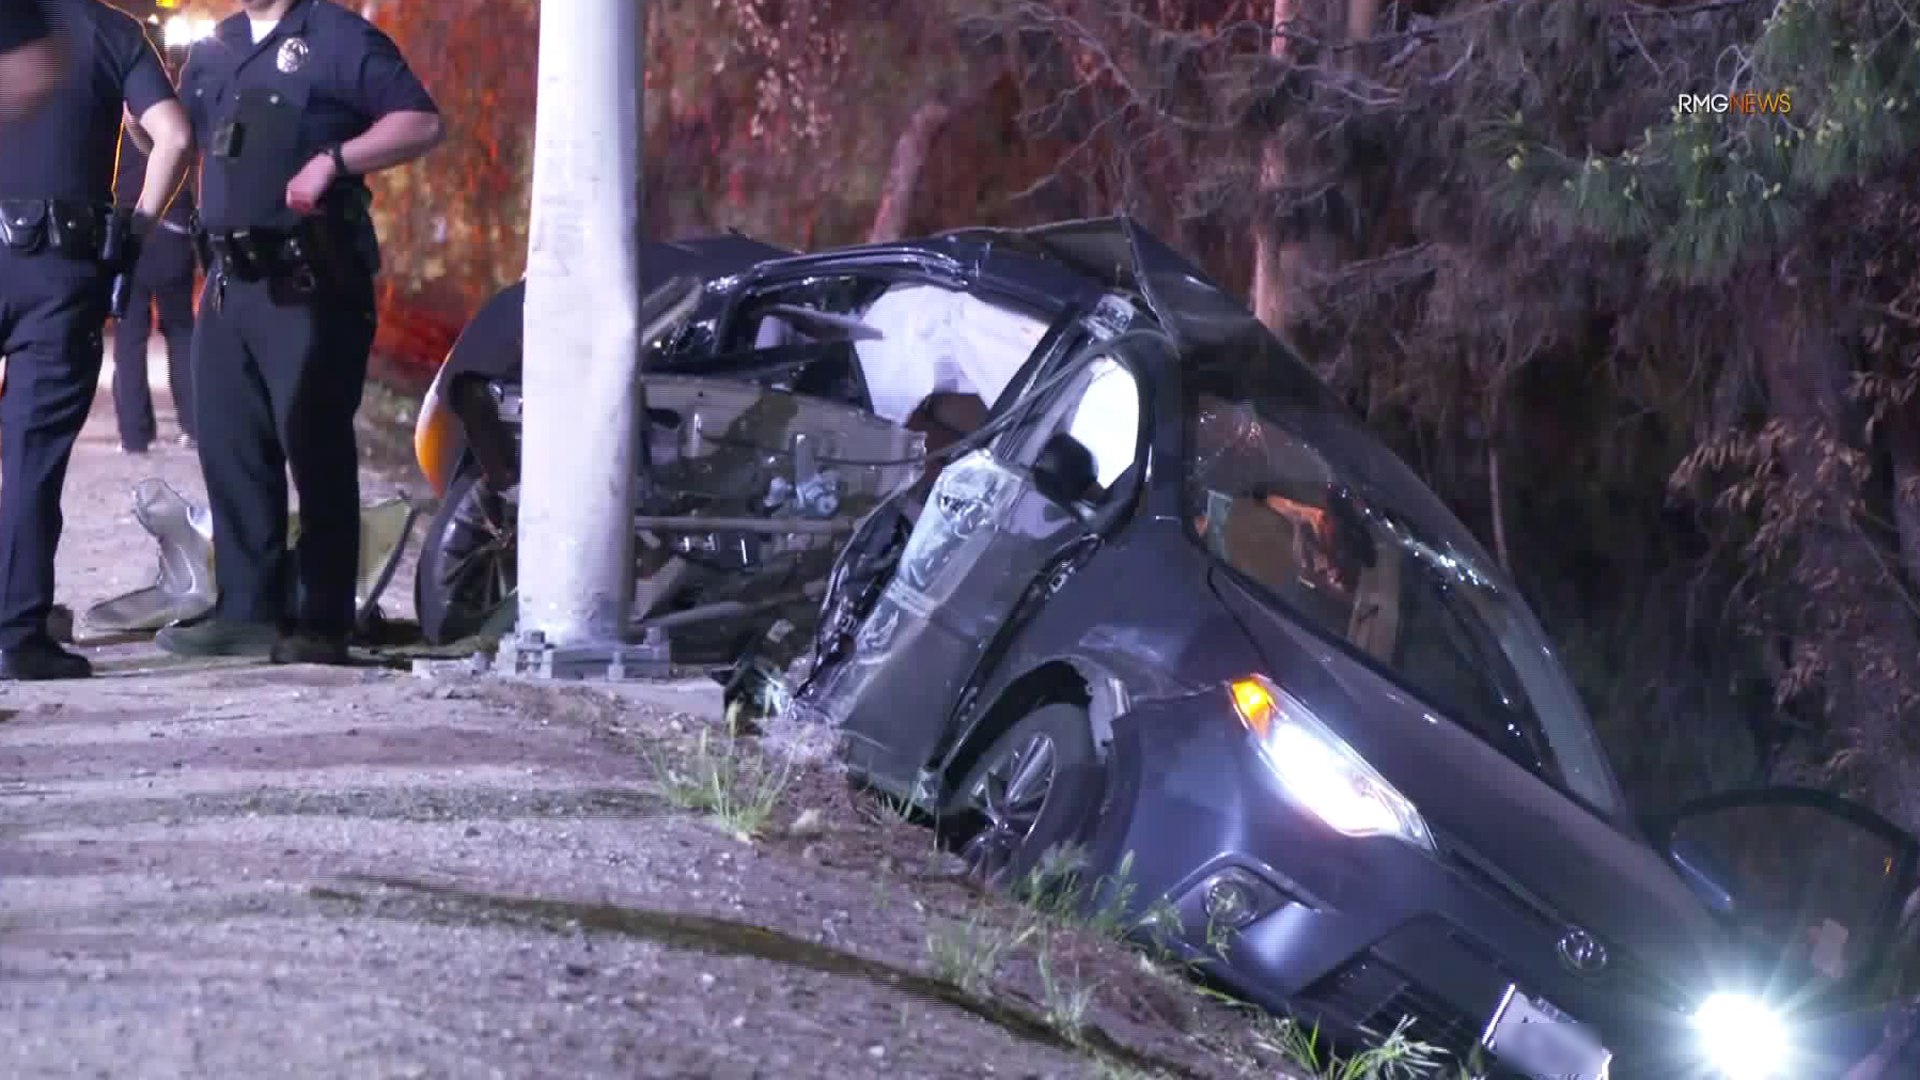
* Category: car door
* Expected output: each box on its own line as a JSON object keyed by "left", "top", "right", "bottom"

{"left": 1654, "top": 788, "right": 1919, "bottom": 998}
{"left": 807, "top": 333, "right": 1161, "bottom": 795}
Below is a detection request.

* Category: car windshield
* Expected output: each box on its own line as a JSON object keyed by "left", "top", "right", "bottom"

{"left": 1183, "top": 368, "right": 1627, "bottom": 819}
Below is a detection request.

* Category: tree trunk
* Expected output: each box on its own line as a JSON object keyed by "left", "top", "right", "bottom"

{"left": 1249, "top": 0, "right": 1380, "bottom": 336}
{"left": 868, "top": 100, "right": 955, "bottom": 245}
{"left": 1752, "top": 277, "right": 1920, "bottom": 830}
{"left": 1249, "top": 140, "right": 1291, "bottom": 331}
{"left": 1248, "top": 0, "right": 1296, "bottom": 333}
{"left": 1345, "top": 0, "right": 1381, "bottom": 50}
{"left": 1482, "top": 430, "right": 1512, "bottom": 572}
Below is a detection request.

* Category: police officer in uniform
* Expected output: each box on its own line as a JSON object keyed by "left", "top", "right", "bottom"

{"left": 0, "top": 0, "right": 190, "bottom": 681}
{"left": 153, "top": 0, "right": 441, "bottom": 665}
{"left": 110, "top": 123, "right": 198, "bottom": 454}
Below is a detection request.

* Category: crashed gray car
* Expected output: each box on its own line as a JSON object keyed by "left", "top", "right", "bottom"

{"left": 776, "top": 218, "right": 1920, "bottom": 1080}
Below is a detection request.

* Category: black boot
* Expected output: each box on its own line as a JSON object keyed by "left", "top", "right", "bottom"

{"left": 0, "top": 637, "right": 92, "bottom": 680}
{"left": 155, "top": 618, "right": 279, "bottom": 657}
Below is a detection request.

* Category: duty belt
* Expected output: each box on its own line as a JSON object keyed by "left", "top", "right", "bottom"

{"left": 199, "top": 226, "right": 318, "bottom": 289}
{"left": 0, "top": 199, "right": 117, "bottom": 259}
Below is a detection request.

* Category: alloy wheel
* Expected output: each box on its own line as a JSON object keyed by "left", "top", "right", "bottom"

{"left": 958, "top": 733, "right": 1058, "bottom": 886}
{"left": 436, "top": 480, "right": 517, "bottom": 629}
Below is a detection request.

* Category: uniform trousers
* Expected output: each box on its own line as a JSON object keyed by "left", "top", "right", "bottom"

{"left": 0, "top": 248, "right": 108, "bottom": 648}
{"left": 192, "top": 262, "right": 375, "bottom": 638}
{"left": 111, "top": 225, "right": 197, "bottom": 447}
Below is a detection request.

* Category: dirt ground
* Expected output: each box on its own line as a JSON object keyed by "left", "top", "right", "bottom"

{"left": 0, "top": 354, "right": 1325, "bottom": 1080}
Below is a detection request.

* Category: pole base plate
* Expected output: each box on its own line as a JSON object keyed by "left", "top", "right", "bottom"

{"left": 495, "top": 627, "right": 676, "bottom": 681}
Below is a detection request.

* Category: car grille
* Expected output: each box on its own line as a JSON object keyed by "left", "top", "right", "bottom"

{"left": 1304, "top": 958, "right": 1529, "bottom": 1079}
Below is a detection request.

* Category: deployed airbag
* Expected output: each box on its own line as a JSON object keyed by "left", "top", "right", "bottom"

{"left": 854, "top": 283, "right": 1050, "bottom": 425}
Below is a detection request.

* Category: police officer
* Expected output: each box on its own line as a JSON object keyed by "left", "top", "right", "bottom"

{"left": 110, "top": 123, "right": 198, "bottom": 454}
{"left": 153, "top": 0, "right": 441, "bottom": 666}
{"left": 0, "top": 0, "right": 190, "bottom": 681}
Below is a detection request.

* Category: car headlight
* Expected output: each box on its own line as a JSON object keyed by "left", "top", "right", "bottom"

{"left": 1228, "top": 675, "right": 1434, "bottom": 852}
{"left": 1693, "top": 993, "right": 1788, "bottom": 1080}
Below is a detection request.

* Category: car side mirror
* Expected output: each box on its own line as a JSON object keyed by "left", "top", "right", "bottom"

{"left": 1032, "top": 432, "right": 1098, "bottom": 509}
{"left": 1655, "top": 787, "right": 1920, "bottom": 991}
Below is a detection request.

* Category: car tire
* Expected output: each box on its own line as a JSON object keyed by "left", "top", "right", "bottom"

{"left": 414, "top": 464, "right": 517, "bottom": 646}
{"left": 948, "top": 703, "right": 1107, "bottom": 893}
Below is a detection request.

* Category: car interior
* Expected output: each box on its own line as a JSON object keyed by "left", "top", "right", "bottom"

{"left": 724, "top": 276, "right": 1054, "bottom": 517}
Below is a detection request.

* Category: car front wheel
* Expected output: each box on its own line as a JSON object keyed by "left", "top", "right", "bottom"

{"left": 948, "top": 703, "right": 1107, "bottom": 892}
{"left": 414, "top": 463, "right": 518, "bottom": 645}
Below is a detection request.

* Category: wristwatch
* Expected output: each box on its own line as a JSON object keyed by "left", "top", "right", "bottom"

{"left": 326, "top": 143, "right": 350, "bottom": 176}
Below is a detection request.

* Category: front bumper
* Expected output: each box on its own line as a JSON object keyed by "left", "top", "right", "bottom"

{"left": 1084, "top": 691, "right": 1696, "bottom": 1076}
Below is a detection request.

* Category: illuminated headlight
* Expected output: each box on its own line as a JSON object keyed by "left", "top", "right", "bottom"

{"left": 1693, "top": 994, "right": 1789, "bottom": 1079}
{"left": 1228, "top": 676, "right": 1434, "bottom": 852}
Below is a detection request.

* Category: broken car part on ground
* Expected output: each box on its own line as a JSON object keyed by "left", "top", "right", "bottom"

{"left": 82, "top": 478, "right": 421, "bottom": 641}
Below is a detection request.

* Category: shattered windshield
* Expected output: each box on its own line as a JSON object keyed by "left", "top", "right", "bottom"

{"left": 1183, "top": 377, "right": 1627, "bottom": 819}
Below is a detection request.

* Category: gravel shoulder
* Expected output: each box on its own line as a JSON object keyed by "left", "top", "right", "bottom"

{"left": 1, "top": 362, "right": 1319, "bottom": 1080}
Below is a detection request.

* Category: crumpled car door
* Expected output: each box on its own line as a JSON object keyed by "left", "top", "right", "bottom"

{"left": 788, "top": 344, "right": 1153, "bottom": 793}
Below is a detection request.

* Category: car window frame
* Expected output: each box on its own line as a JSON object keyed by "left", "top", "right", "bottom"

{"left": 990, "top": 335, "right": 1156, "bottom": 526}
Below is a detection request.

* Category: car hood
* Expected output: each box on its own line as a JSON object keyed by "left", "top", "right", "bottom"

{"left": 1210, "top": 567, "right": 1728, "bottom": 980}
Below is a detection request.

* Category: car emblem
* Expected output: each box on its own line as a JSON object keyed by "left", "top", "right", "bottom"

{"left": 277, "top": 37, "right": 310, "bottom": 74}
{"left": 1557, "top": 927, "right": 1609, "bottom": 975}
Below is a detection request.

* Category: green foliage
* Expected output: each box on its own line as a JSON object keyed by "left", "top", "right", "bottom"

{"left": 1253, "top": 1014, "right": 1457, "bottom": 1080}
{"left": 1487, "top": 0, "right": 1920, "bottom": 285}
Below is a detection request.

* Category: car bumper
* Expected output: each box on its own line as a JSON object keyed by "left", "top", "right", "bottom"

{"left": 1085, "top": 691, "right": 1698, "bottom": 1076}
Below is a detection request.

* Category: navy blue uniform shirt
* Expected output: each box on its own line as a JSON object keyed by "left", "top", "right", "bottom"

{"left": 181, "top": 0, "right": 435, "bottom": 234}
{"left": 0, "top": 0, "right": 173, "bottom": 203}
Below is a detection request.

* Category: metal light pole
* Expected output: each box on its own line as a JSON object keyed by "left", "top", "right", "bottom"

{"left": 515, "top": 0, "right": 645, "bottom": 649}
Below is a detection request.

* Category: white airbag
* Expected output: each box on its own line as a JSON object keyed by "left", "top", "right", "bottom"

{"left": 854, "top": 283, "right": 1049, "bottom": 425}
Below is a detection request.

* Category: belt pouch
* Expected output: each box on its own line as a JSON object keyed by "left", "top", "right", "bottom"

{"left": 45, "top": 202, "right": 101, "bottom": 257}
{"left": 0, "top": 200, "right": 48, "bottom": 253}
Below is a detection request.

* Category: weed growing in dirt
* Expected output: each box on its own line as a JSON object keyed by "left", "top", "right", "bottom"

{"left": 924, "top": 908, "right": 1042, "bottom": 994}
{"left": 1037, "top": 948, "right": 1096, "bottom": 1043}
{"left": 854, "top": 785, "right": 921, "bottom": 829}
{"left": 1014, "top": 847, "right": 1216, "bottom": 983}
{"left": 1255, "top": 1013, "right": 1456, "bottom": 1080}
{"left": 649, "top": 728, "right": 794, "bottom": 841}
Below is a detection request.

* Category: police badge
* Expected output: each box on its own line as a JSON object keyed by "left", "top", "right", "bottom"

{"left": 276, "top": 37, "right": 309, "bottom": 74}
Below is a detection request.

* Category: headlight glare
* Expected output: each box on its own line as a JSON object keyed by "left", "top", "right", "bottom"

{"left": 1228, "top": 676, "right": 1434, "bottom": 851}
{"left": 1693, "top": 993, "right": 1788, "bottom": 1079}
